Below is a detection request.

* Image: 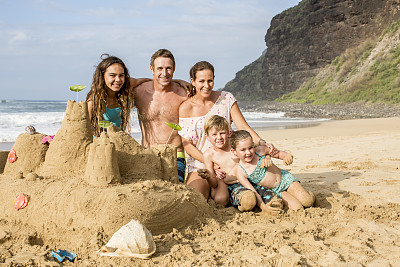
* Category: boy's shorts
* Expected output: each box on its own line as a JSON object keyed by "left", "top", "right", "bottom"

{"left": 177, "top": 152, "right": 186, "bottom": 183}
{"left": 228, "top": 182, "right": 276, "bottom": 206}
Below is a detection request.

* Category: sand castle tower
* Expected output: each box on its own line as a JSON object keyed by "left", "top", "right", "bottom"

{"left": 84, "top": 131, "right": 121, "bottom": 186}
{"left": 107, "top": 127, "right": 164, "bottom": 182}
{"left": 151, "top": 144, "right": 178, "bottom": 183}
{"left": 3, "top": 132, "right": 48, "bottom": 176}
{"left": 40, "top": 101, "right": 93, "bottom": 177}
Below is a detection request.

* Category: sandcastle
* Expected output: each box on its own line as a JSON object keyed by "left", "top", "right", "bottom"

{"left": 3, "top": 100, "right": 179, "bottom": 184}
{"left": 0, "top": 101, "right": 209, "bottom": 245}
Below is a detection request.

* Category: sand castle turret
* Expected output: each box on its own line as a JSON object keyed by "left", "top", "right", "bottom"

{"left": 40, "top": 101, "right": 93, "bottom": 177}
{"left": 107, "top": 127, "right": 164, "bottom": 182}
{"left": 151, "top": 144, "right": 178, "bottom": 183}
{"left": 85, "top": 131, "right": 121, "bottom": 186}
{"left": 3, "top": 133, "right": 48, "bottom": 176}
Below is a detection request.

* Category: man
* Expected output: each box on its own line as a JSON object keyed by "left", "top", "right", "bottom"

{"left": 134, "top": 49, "right": 188, "bottom": 182}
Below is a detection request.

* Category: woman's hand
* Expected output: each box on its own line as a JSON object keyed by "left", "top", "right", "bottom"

{"left": 260, "top": 155, "right": 272, "bottom": 169}
{"left": 283, "top": 153, "right": 293, "bottom": 165}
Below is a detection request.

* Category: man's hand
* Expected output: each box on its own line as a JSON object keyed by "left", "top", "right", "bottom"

{"left": 260, "top": 155, "right": 272, "bottom": 169}
{"left": 283, "top": 153, "right": 293, "bottom": 166}
{"left": 197, "top": 169, "right": 210, "bottom": 180}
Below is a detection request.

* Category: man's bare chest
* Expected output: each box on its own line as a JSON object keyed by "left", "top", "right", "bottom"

{"left": 137, "top": 97, "right": 180, "bottom": 122}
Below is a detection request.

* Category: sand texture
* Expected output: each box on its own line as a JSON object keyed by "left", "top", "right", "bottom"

{"left": 0, "top": 103, "right": 399, "bottom": 266}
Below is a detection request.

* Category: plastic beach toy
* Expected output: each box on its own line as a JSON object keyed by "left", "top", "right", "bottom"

{"left": 98, "top": 219, "right": 156, "bottom": 259}
{"left": 8, "top": 149, "right": 17, "bottom": 163}
{"left": 41, "top": 135, "right": 55, "bottom": 144}
{"left": 52, "top": 249, "right": 77, "bottom": 263}
{"left": 14, "top": 193, "right": 29, "bottom": 210}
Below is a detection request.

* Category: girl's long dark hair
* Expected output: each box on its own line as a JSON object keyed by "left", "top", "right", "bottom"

{"left": 86, "top": 54, "right": 132, "bottom": 136}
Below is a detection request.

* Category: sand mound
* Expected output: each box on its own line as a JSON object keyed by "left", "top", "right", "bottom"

{"left": 40, "top": 101, "right": 93, "bottom": 177}
{"left": 3, "top": 133, "right": 48, "bottom": 177}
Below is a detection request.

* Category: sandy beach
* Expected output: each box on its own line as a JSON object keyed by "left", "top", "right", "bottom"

{"left": 0, "top": 115, "right": 399, "bottom": 266}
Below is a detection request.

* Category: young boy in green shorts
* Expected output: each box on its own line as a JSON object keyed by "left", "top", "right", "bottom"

{"left": 198, "top": 115, "right": 283, "bottom": 214}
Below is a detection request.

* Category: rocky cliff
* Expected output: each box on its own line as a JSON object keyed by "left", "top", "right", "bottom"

{"left": 223, "top": 0, "right": 400, "bottom": 101}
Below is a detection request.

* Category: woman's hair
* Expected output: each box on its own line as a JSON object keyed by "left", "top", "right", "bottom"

{"left": 188, "top": 61, "right": 215, "bottom": 97}
{"left": 230, "top": 130, "right": 252, "bottom": 150}
{"left": 204, "top": 115, "right": 229, "bottom": 134}
{"left": 86, "top": 54, "right": 132, "bottom": 137}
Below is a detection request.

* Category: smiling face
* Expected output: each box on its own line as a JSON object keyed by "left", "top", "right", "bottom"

{"left": 232, "top": 137, "right": 255, "bottom": 163}
{"left": 104, "top": 63, "right": 125, "bottom": 93}
{"left": 150, "top": 57, "right": 174, "bottom": 87}
{"left": 206, "top": 127, "right": 229, "bottom": 150}
{"left": 191, "top": 69, "right": 214, "bottom": 97}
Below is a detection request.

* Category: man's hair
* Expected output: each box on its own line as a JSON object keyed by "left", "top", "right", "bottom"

{"left": 204, "top": 115, "right": 229, "bottom": 134}
{"left": 230, "top": 130, "right": 252, "bottom": 150}
{"left": 150, "top": 49, "right": 175, "bottom": 70}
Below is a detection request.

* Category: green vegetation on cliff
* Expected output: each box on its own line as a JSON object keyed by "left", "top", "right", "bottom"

{"left": 278, "top": 20, "right": 400, "bottom": 104}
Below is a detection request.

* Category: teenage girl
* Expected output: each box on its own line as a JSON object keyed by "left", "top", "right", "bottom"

{"left": 86, "top": 54, "right": 147, "bottom": 136}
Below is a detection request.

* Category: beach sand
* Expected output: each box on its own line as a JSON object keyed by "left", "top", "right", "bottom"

{"left": 0, "top": 115, "right": 399, "bottom": 266}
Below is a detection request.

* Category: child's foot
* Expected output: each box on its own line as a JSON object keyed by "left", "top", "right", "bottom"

{"left": 238, "top": 190, "right": 256, "bottom": 212}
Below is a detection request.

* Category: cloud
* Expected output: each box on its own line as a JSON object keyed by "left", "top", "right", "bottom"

{"left": 8, "top": 31, "right": 29, "bottom": 44}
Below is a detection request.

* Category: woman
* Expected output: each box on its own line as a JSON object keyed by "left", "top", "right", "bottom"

{"left": 179, "top": 61, "right": 274, "bottom": 200}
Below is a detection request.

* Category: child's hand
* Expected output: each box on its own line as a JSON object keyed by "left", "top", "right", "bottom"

{"left": 213, "top": 163, "right": 226, "bottom": 180}
{"left": 283, "top": 153, "right": 293, "bottom": 165}
{"left": 197, "top": 169, "right": 210, "bottom": 180}
{"left": 260, "top": 155, "right": 272, "bottom": 169}
{"left": 260, "top": 200, "right": 283, "bottom": 215}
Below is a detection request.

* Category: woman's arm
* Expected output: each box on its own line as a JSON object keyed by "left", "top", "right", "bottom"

{"left": 230, "top": 102, "right": 261, "bottom": 143}
{"left": 231, "top": 102, "right": 278, "bottom": 155}
{"left": 181, "top": 136, "right": 204, "bottom": 163}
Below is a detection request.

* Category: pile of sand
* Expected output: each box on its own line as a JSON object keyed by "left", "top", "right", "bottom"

{"left": 0, "top": 101, "right": 211, "bottom": 265}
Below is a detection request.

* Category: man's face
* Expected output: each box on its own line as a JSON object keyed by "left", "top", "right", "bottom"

{"left": 150, "top": 57, "right": 174, "bottom": 87}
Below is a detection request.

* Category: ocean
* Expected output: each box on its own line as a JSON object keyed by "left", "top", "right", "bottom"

{"left": 0, "top": 99, "right": 328, "bottom": 147}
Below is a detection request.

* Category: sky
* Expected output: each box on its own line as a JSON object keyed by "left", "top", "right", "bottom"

{"left": 0, "top": 0, "right": 301, "bottom": 101}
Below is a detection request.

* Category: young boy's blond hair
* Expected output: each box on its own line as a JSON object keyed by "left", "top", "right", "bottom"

{"left": 204, "top": 115, "right": 229, "bottom": 135}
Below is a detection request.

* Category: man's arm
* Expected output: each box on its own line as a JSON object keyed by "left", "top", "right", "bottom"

{"left": 130, "top": 78, "right": 152, "bottom": 89}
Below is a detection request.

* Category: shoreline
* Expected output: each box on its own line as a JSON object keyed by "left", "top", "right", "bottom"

{"left": 239, "top": 100, "right": 400, "bottom": 119}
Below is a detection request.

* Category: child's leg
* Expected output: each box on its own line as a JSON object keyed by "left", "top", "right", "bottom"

{"left": 286, "top": 181, "right": 315, "bottom": 208}
{"left": 210, "top": 180, "right": 229, "bottom": 206}
{"left": 187, "top": 171, "right": 210, "bottom": 199}
{"left": 228, "top": 183, "right": 257, "bottom": 212}
{"left": 281, "top": 191, "right": 303, "bottom": 210}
